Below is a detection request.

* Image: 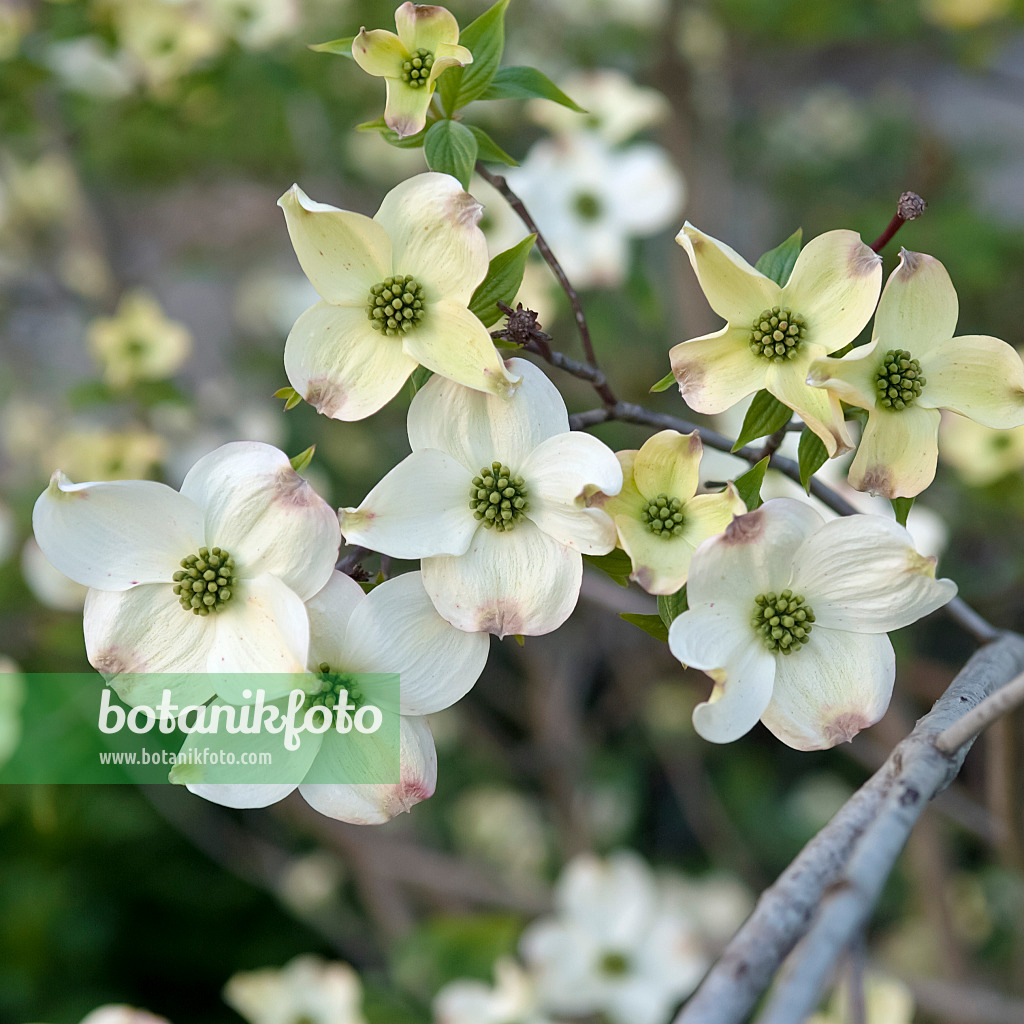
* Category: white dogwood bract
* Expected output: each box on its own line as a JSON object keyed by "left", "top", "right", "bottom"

{"left": 224, "top": 955, "right": 367, "bottom": 1024}
{"left": 433, "top": 958, "right": 557, "bottom": 1024}
{"left": 670, "top": 224, "right": 883, "bottom": 456}
{"left": 181, "top": 570, "right": 489, "bottom": 823}
{"left": 339, "top": 358, "right": 623, "bottom": 637}
{"left": 32, "top": 442, "right": 340, "bottom": 690}
{"left": 519, "top": 850, "right": 708, "bottom": 1024}
{"left": 279, "top": 173, "right": 519, "bottom": 421}
{"left": 667, "top": 498, "right": 957, "bottom": 749}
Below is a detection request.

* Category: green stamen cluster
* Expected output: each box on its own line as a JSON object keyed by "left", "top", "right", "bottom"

{"left": 749, "top": 307, "right": 806, "bottom": 361}
{"left": 752, "top": 589, "right": 815, "bottom": 654}
{"left": 172, "top": 547, "right": 235, "bottom": 615}
{"left": 573, "top": 191, "right": 603, "bottom": 221}
{"left": 470, "top": 462, "right": 528, "bottom": 532}
{"left": 366, "top": 275, "right": 425, "bottom": 336}
{"left": 640, "top": 493, "right": 685, "bottom": 537}
{"left": 308, "top": 663, "right": 363, "bottom": 709}
{"left": 400, "top": 48, "right": 434, "bottom": 87}
{"left": 875, "top": 348, "right": 925, "bottom": 410}
{"left": 599, "top": 952, "right": 631, "bottom": 977}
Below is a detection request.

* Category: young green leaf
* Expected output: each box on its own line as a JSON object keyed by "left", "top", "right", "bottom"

{"left": 478, "top": 66, "right": 585, "bottom": 111}
{"left": 797, "top": 426, "right": 828, "bottom": 491}
{"left": 308, "top": 36, "right": 355, "bottom": 57}
{"left": 620, "top": 613, "right": 669, "bottom": 642}
{"left": 657, "top": 586, "right": 688, "bottom": 630}
{"left": 468, "top": 234, "right": 536, "bottom": 327}
{"left": 356, "top": 116, "right": 427, "bottom": 149}
{"left": 424, "top": 119, "right": 478, "bottom": 188}
{"left": 409, "top": 366, "right": 434, "bottom": 395}
{"left": 274, "top": 385, "right": 303, "bottom": 411}
{"left": 583, "top": 548, "right": 634, "bottom": 588}
{"left": 650, "top": 370, "right": 676, "bottom": 393}
{"left": 289, "top": 445, "right": 316, "bottom": 473}
{"left": 754, "top": 228, "right": 802, "bottom": 287}
{"left": 468, "top": 125, "right": 518, "bottom": 166}
{"left": 732, "top": 390, "right": 792, "bottom": 451}
{"left": 437, "top": 0, "right": 509, "bottom": 112}
{"left": 733, "top": 456, "right": 770, "bottom": 511}
{"left": 891, "top": 496, "right": 915, "bottom": 526}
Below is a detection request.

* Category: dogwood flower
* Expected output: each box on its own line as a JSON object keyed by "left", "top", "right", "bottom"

{"left": 434, "top": 959, "right": 556, "bottom": 1024}
{"left": 224, "top": 955, "right": 367, "bottom": 1024}
{"left": 87, "top": 289, "right": 192, "bottom": 389}
{"left": 670, "top": 224, "right": 882, "bottom": 456}
{"left": 32, "top": 442, "right": 340, "bottom": 692}
{"left": 279, "top": 173, "right": 519, "bottom": 421}
{"left": 667, "top": 499, "right": 956, "bottom": 749}
{"left": 179, "top": 570, "right": 489, "bottom": 823}
{"left": 340, "top": 358, "right": 623, "bottom": 637}
{"left": 807, "top": 250, "right": 1024, "bottom": 497}
{"left": 519, "top": 850, "right": 708, "bottom": 1024}
{"left": 940, "top": 410, "right": 1024, "bottom": 487}
{"left": 589, "top": 429, "right": 745, "bottom": 595}
{"left": 352, "top": 3, "right": 472, "bottom": 138}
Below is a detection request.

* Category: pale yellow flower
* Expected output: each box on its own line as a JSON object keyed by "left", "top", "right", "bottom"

{"left": 939, "top": 409, "right": 1024, "bottom": 487}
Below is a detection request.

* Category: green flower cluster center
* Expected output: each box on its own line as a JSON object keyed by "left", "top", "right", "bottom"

{"left": 307, "top": 664, "right": 363, "bottom": 709}
{"left": 640, "top": 493, "right": 685, "bottom": 537}
{"left": 173, "top": 546, "right": 235, "bottom": 615}
{"left": 470, "top": 462, "right": 528, "bottom": 532}
{"left": 401, "top": 48, "right": 434, "bottom": 87}
{"left": 752, "top": 589, "right": 815, "bottom": 654}
{"left": 875, "top": 348, "right": 926, "bottom": 411}
{"left": 599, "top": 951, "right": 631, "bottom": 977}
{"left": 366, "top": 275, "right": 425, "bottom": 336}
{"left": 749, "top": 307, "right": 806, "bottom": 361}
{"left": 573, "top": 191, "right": 603, "bottom": 221}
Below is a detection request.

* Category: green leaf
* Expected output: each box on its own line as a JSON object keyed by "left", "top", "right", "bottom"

{"left": 289, "top": 445, "right": 315, "bottom": 472}
{"left": 754, "top": 228, "right": 802, "bottom": 287}
{"left": 478, "top": 65, "right": 585, "bottom": 111}
{"left": 657, "top": 586, "right": 688, "bottom": 630}
{"left": 797, "top": 426, "right": 828, "bottom": 491}
{"left": 891, "top": 496, "right": 914, "bottom": 526}
{"left": 732, "top": 390, "right": 792, "bottom": 451}
{"left": 583, "top": 548, "right": 634, "bottom": 588}
{"left": 619, "top": 613, "right": 669, "bottom": 643}
{"left": 437, "top": 0, "right": 509, "bottom": 112}
{"left": 424, "top": 119, "right": 478, "bottom": 188}
{"left": 274, "top": 385, "right": 303, "bottom": 411}
{"left": 308, "top": 36, "right": 355, "bottom": 57}
{"left": 650, "top": 370, "right": 676, "bottom": 393}
{"left": 468, "top": 234, "right": 536, "bottom": 327}
{"left": 733, "top": 456, "right": 770, "bottom": 511}
{"left": 468, "top": 124, "right": 518, "bottom": 166}
{"left": 408, "top": 366, "right": 433, "bottom": 395}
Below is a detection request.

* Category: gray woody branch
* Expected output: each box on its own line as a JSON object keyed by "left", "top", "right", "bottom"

{"left": 674, "top": 630, "right": 1024, "bottom": 1024}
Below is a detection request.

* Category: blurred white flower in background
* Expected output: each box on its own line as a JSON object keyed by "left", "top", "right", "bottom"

{"left": 450, "top": 786, "right": 549, "bottom": 882}
{"left": 939, "top": 408, "right": 1024, "bottom": 486}
{"left": 528, "top": 69, "right": 670, "bottom": 145}
{"left": 547, "top": 0, "right": 669, "bottom": 29}
{"left": 434, "top": 958, "right": 557, "bottom": 1024}
{"left": 0, "top": 0, "right": 31, "bottom": 62}
{"left": 224, "top": 955, "right": 367, "bottom": 1024}
{"left": 233, "top": 268, "right": 320, "bottom": 340}
{"left": 505, "top": 133, "right": 684, "bottom": 288}
{"left": 203, "top": 0, "right": 300, "bottom": 50}
{"left": 807, "top": 971, "right": 915, "bottom": 1024}
{"left": 660, "top": 871, "right": 754, "bottom": 951}
{"left": 44, "top": 37, "right": 136, "bottom": 99}
{"left": 45, "top": 426, "right": 167, "bottom": 483}
{"left": 78, "top": 1008, "right": 171, "bottom": 1024}
{"left": 0, "top": 655, "right": 25, "bottom": 769}
{"left": 21, "top": 538, "right": 89, "bottom": 612}
{"left": 0, "top": 498, "right": 14, "bottom": 565}
{"left": 520, "top": 850, "right": 707, "bottom": 1024}
{"left": 767, "top": 87, "right": 869, "bottom": 165}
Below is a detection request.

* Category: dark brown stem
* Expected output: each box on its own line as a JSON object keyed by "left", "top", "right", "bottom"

{"left": 475, "top": 162, "right": 618, "bottom": 406}
{"left": 869, "top": 191, "right": 926, "bottom": 253}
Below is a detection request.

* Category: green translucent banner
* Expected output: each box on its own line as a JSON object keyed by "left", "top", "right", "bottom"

{"left": 0, "top": 673, "right": 400, "bottom": 786}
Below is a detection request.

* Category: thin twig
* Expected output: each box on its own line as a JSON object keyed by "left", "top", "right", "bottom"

{"left": 475, "top": 162, "right": 618, "bottom": 406}
{"left": 869, "top": 192, "right": 927, "bottom": 253}
{"left": 934, "top": 670, "right": 1024, "bottom": 754}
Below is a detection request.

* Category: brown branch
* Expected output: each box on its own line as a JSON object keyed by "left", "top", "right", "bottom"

{"left": 869, "top": 192, "right": 927, "bottom": 253}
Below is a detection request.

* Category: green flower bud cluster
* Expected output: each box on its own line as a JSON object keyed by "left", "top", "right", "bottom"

{"left": 401, "top": 48, "right": 434, "bottom": 87}
{"left": 367, "top": 275, "right": 425, "bottom": 336}
{"left": 599, "top": 952, "right": 631, "bottom": 977}
{"left": 469, "top": 462, "right": 528, "bottom": 532}
{"left": 640, "top": 493, "right": 685, "bottom": 538}
{"left": 875, "top": 348, "right": 925, "bottom": 410}
{"left": 173, "top": 546, "right": 235, "bottom": 615}
{"left": 308, "top": 664, "right": 363, "bottom": 709}
{"left": 752, "top": 589, "right": 815, "bottom": 654}
{"left": 749, "top": 307, "right": 805, "bottom": 361}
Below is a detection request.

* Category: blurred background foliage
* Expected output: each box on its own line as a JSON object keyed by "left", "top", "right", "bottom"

{"left": 2, "top": 0, "right": 1024, "bottom": 1022}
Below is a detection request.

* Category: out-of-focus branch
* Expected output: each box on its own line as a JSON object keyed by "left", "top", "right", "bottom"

{"left": 671, "top": 631, "right": 1024, "bottom": 1024}
{"left": 935, "top": 670, "right": 1024, "bottom": 754}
